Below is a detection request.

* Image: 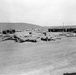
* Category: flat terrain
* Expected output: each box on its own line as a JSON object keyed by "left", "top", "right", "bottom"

{"left": 0, "top": 36, "right": 76, "bottom": 75}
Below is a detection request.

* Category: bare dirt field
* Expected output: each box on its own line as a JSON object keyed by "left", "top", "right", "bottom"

{"left": 0, "top": 36, "right": 76, "bottom": 75}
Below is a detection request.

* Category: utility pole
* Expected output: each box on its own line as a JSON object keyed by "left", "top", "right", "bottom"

{"left": 63, "top": 22, "right": 64, "bottom": 32}
{"left": 62, "top": 22, "right": 64, "bottom": 33}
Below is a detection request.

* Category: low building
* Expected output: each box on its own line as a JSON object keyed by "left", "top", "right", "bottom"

{"left": 48, "top": 28, "right": 76, "bottom": 33}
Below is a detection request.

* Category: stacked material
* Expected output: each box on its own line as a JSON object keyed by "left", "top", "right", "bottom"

{"left": 0, "top": 29, "right": 62, "bottom": 43}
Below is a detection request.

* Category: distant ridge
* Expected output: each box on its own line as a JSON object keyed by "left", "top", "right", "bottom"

{"left": 0, "top": 23, "right": 42, "bottom": 31}
{"left": 0, "top": 23, "right": 76, "bottom": 31}
{"left": 44, "top": 25, "right": 76, "bottom": 29}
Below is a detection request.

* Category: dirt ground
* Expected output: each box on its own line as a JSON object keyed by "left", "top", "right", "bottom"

{"left": 0, "top": 36, "right": 76, "bottom": 75}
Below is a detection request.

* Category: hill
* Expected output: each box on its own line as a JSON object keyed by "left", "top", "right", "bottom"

{"left": 0, "top": 23, "right": 42, "bottom": 31}
{"left": 0, "top": 23, "right": 76, "bottom": 31}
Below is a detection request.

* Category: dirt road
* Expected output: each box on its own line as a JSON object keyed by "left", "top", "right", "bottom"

{"left": 0, "top": 37, "right": 76, "bottom": 75}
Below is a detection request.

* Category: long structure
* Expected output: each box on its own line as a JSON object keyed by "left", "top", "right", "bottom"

{"left": 48, "top": 28, "right": 76, "bottom": 33}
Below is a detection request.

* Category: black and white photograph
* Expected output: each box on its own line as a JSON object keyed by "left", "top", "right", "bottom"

{"left": 0, "top": 0, "right": 76, "bottom": 75}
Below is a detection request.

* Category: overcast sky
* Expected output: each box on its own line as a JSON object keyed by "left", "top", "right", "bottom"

{"left": 0, "top": 0, "right": 76, "bottom": 26}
